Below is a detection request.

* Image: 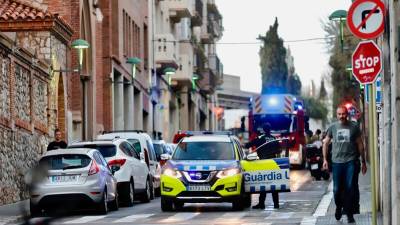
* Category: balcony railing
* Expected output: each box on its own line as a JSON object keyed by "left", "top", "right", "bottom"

{"left": 191, "top": 0, "right": 203, "bottom": 27}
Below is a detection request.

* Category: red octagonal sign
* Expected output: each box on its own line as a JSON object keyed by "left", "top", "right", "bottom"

{"left": 352, "top": 40, "right": 382, "bottom": 84}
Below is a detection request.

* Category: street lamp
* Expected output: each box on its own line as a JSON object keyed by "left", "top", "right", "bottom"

{"left": 163, "top": 67, "right": 176, "bottom": 85}
{"left": 71, "top": 39, "right": 90, "bottom": 69}
{"left": 329, "top": 10, "right": 347, "bottom": 53}
{"left": 72, "top": 39, "right": 90, "bottom": 140}
{"left": 192, "top": 74, "right": 199, "bottom": 91}
{"left": 126, "top": 57, "right": 142, "bottom": 81}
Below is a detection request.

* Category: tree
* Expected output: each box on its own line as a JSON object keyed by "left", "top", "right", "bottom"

{"left": 323, "top": 19, "right": 360, "bottom": 112}
{"left": 258, "top": 18, "right": 288, "bottom": 94}
{"left": 319, "top": 79, "right": 327, "bottom": 99}
{"left": 287, "top": 74, "right": 302, "bottom": 95}
{"left": 303, "top": 97, "right": 328, "bottom": 121}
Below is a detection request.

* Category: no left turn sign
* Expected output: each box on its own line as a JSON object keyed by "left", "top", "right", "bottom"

{"left": 347, "top": 0, "right": 385, "bottom": 39}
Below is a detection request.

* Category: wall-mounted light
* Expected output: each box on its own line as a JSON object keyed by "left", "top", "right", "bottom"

{"left": 192, "top": 74, "right": 199, "bottom": 90}
{"left": 71, "top": 39, "right": 90, "bottom": 69}
{"left": 163, "top": 67, "right": 176, "bottom": 85}
{"left": 126, "top": 57, "right": 142, "bottom": 81}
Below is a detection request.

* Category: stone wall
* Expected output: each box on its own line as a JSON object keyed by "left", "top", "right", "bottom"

{"left": 0, "top": 34, "right": 53, "bottom": 205}
{"left": 0, "top": 127, "right": 48, "bottom": 205}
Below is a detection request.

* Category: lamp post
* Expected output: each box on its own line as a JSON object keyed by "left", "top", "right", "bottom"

{"left": 329, "top": 10, "right": 347, "bottom": 53}
{"left": 126, "top": 57, "right": 142, "bottom": 82}
{"left": 71, "top": 39, "right": 90, "bottom": 140}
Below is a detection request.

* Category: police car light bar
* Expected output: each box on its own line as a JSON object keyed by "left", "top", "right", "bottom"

{"left": 185, "top": 131, "right": 233, "bottom": 136}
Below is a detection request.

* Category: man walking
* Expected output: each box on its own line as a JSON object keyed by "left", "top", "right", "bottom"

{"left": 245, "top": 123, "right": 281, "bottom": 209}
{"left": 47, "top": 128, "right": 68, "bottom": 151}
{"left": 322, "top": 106, "right": 367, "bottom": 223}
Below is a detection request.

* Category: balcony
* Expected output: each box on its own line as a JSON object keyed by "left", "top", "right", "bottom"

{"left": 154, "top": 34, "right": 179, "bottom": 69}
{"left": 208, "top": 54, "right": 223, "bottom": 85}
{"left": 166, "top": 0, "right": 193, "bottom": 23}
{"left": 198, "top": 69, "right": 216, "bottom": 94}
{"left": 171, "top": 54, "right": 193, "bottom": 86}
{"left": 191, "top": 0, "right": 203, "bottom": 27}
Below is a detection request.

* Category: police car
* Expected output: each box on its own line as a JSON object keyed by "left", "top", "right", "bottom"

{"left": 160, "top": 131, "right": 291, "bottom": 211}
{"left": 160, "top": 132, "right": 250, "bottom": 211}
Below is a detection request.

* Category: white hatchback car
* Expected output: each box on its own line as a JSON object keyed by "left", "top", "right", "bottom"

{"left": 68, "top": 139, "right": 152, "bottom": 206}
{"left": 98, "top": 131, "right": 161, "bottom": 198}
{"left": 30, "top": 148, "right": 118, "bottom": 216}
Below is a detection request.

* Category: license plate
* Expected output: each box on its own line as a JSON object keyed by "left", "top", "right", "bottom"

{"left": 50, "top": 175, "right": 78, "bottom": 183}
{"left": 187, "top": 185, "right": 211, "bottom": 191}
{"left": 311, "top": 164, "right": 319, "bottom": 170}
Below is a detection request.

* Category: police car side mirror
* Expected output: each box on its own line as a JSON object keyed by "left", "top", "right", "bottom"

{"left": 246, "top": 153, "right": 258, "bottom": 161}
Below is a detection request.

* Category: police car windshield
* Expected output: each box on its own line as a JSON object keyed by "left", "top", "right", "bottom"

{"left": 172, "top": 141, "right": 235, "bottom": 160}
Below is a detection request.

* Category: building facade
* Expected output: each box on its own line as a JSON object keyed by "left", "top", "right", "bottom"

{"left": 153, "top": 0, "right": 223, "bottom": 142}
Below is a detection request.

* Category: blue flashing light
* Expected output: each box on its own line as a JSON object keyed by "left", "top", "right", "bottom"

{"left": 268, "top": 97, "right": 278, "bottom": 106}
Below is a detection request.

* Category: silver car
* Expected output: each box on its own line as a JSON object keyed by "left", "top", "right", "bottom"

{"left": 29, "top": 148, "right": 118, "bottom": 216}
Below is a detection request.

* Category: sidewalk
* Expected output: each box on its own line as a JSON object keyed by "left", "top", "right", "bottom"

{"left": 315, "top": 164, "right": 382, "bottom": 225}
{"left": 0, "top": 200, "right": 28, "bottom": 225}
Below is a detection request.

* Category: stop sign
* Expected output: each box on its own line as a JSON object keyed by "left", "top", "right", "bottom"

{"left": 352, "top": 40, "right": 382, "bottom": 84}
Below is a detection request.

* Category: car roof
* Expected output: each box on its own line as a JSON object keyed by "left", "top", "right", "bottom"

{"left": 97, "top": 132, "right": 144, "bottom": 140}
{"left": 181, "top": 135, "right": 232, "bottom": 143}
{"left": 43, "top": 148, "right": 93, "bottom": 156}
{"left": 69, "top": 139, "right": 124, "bottom": 146}
{"left": 153, "top": 140, "right": 166, "bottom": 144}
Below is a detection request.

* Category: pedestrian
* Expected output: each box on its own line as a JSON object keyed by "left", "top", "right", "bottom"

{"left": 322, "top": 106, "right": 367, "bottom": 223}
{"left": 311, "top": 129, "right": 322, "bottom": 142}
{"left": 306, "top": 130, "right": 314, "bottom": 144}
{"left": 47, "top": 128, "right": 68, "bottom": 151}
{"left": 244, "top": 123, "right": 281, "bottom": 209}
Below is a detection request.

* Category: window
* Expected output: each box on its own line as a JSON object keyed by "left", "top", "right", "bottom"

{"left": 127, "top": 139, "right": 141, "bottom": 153}
{"left": 40, "top": 154, "right": 91, "bottom": 170}
{"left": 120, "top": 142, "right": 134, "bottom": 157}
{"left": 146, "top": 140, "right": 156, "bottom": 161}
{"left": 68, "top": 144, "right": 117, "bottom": 158}
{"left": 173, "top": 142, "right": 235, "bottom": 160}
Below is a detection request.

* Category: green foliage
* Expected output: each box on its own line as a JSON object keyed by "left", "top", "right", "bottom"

{"left": 258, "top": 18, "right": 288, "bottom": 94}
{"left": 287, "top": 74, "right": 302, "bottom": 95}
{"left": 303, "top": 97, "right": 328, "bottom": 121}
{"left": 323, "top": 20, "right": 360, "bottom": 112}
{"left": 319, "top": 79, "right": 327, "bottom": 99}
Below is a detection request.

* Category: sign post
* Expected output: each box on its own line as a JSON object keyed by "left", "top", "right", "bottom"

{"left": 351, "top": 39, "right": 382, "bottom": 225}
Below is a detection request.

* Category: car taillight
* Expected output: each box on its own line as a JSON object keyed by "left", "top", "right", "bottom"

{"left": 88, "top": 160, "right": 100, "bottom": 176}
{"left": 160, "top": 159, "right": 166, "bottom": 167}
{"left": 108, "top": 159, "right": 126, "bottom": 167}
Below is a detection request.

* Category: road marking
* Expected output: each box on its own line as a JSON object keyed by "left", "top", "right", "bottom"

{"left": 313, "top": 180, "right": 333, "bottom": 217}
{"left": 64, "top": 216, "right": 106, "bottom": 224}
{"left": 242, "top": 222, "right": 272, "bottom": 225}
{"left": 218, "top": 212, "right": 246, "bottom": 222}
{"left": 160, "top": 212, "right": 200, "bottom": 223}
{"left": 300, "top": 216, "right": 317, "bottom": 225}
{"left": 265, "top": 212, "right": 294, "bottom": 219}
{"left": 113, "top": 214, "right": 153, "bottom": 223}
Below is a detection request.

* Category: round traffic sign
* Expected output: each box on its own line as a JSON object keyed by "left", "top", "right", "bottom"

{"left": 352, "top": 40, "right": 382, "bottom": 84}
{"left": 347, "top": 0, "right": 385, "bottom": 39}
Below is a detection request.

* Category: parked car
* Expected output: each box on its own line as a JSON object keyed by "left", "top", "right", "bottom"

{"left": 165, "top": 143, "right": 177, "bottom": 155}
{"left": 153, "top": 140, "right": 169, "bottom": 161}
{"left": 97, "top": 131, "right": 161, "bottom": 199}
{"left": 68, "top": 139, "right": 152, "bottom": 206}
{"left": 30, "top": 148, "right": 118, "bottom": 216}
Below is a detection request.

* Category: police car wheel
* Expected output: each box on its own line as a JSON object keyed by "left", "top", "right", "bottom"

{"left": 243, "top": 194, "right": 251, "bottom": 208}
{"left": 161, "top": 196, "right": 173, "bottom": 211}
{"left": 232, "top": 198, "right": 244, "bottom": 211}
{"left": 174, "top": 201, "right": 184, "bottom": 210}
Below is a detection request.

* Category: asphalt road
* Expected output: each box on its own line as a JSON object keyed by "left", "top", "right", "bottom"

{"left": 16, "top": 169, "right": 331, "bottom": 225}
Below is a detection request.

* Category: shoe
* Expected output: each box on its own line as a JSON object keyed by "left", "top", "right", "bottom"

{"left": 252, "top": 204, "right": 265, "bottom": 209}
{"left": 347, "top": 215, "right": 355, "bottom": 223}
{"left": 335, "top": 207, "right": 342, "bottom": 221}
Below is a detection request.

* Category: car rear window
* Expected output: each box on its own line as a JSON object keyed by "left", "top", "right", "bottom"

{"left": 127, "top": 139, "right": 141, "bottom": 153}
{"left": 153, "top": 143, "right": 164, "bottom": 159}
{"left": 173, "top": 142, "right": 235, "bottom": 160}
{"left": 40, "top": 154, "right": 92, "bottom": 170}
{"left": 69, "top": 144, "right": 117, "bottom": 158}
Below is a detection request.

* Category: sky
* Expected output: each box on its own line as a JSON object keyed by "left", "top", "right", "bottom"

{"left": 215, "top": 0, "right": 352, "bottom": 94}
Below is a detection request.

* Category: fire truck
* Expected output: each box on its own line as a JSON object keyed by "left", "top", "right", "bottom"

{"left": 248, "top": 94, "right": 307, "bottom": 168}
